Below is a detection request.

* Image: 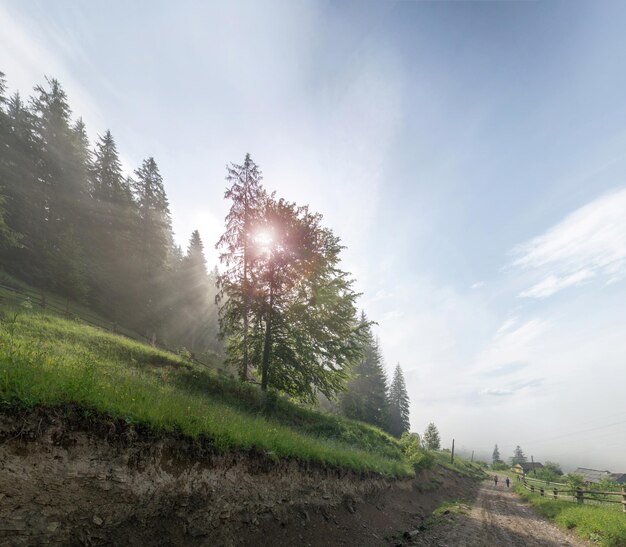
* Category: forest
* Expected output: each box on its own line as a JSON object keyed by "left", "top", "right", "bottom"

{"left": 0, "top": 71, "right": 411, "bottom": 437}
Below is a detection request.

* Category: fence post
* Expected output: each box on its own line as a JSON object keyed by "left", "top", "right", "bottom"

{"left": 540, "top": 488, "right": 544, "bottom": 497}
{"left": 41, "top": 293, "right": 46, "bottom": 309}
{"left": 576, "top": 488, "right": 583, "bottom": 504}
{"left": 531, "top": 484, "right": 535, "bottom": 493}
{"left": 553, "top": 488, "right": 558, "bottom": 500}
{"left": 622, "top": 487, "right": 625, "bottom": 516}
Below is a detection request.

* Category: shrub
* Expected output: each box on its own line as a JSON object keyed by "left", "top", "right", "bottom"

{"left": 491, "top": 461, "right": 509, "bottom": 471}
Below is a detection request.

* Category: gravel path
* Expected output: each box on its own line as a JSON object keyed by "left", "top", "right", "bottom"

{"left": 416, "top": 479, "right": 588, "bottom": 546}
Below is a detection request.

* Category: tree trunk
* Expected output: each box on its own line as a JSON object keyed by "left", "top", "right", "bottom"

{"left": 261, "top": 283, "right": 274, "bottom": 391}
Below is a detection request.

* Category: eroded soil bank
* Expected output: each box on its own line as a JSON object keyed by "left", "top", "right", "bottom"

{"left": 0, "top": 407, "right": 480, "bottom": 546}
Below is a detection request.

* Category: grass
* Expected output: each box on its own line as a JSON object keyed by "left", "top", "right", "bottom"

{"left": 0, "top": 300, "right": 412, "bottom": 477}
{"left": 431, "top": 450, "right": 486, "bottom": 479}
{"left": 514, "top": 483, "right": 626, "bottom": 546}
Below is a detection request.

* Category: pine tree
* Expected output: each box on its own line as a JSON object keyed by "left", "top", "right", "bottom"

{"left": 0, "top": 90, "right": 42, "bottom": 278}
{"left": 423, "top": 422, "right": 441, "bottom": 450}
{"left": 174, "top": 230, "right": 214, "bottom": 353}
{"left": 89, "top": 130, "right": 138, "bottom": 318}
{"left": 492, "top": 444, "right": 501, "bottom": 464}
{"left": 30, "top": 78, "right": 91, "bottom": 299}
{"left": 340, "top": 313, "right": 389, "bottom": 429}
{"left": 132, "top": 157, "right": 174, "bottom": 337}
{"left": 216, "top": 153, "right": 265, "bottom": 380}
{"left": 510, "top": 445, "right": 527, "bottom": 465}
{"left": 388, "top": 363, "right": 410, "bottom": 437}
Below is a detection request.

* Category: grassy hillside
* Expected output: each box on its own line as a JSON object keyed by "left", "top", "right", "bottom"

{"left": 513, "top": 483, "right": 626, "bottom": 546}
{"left": 0, "top": 294, "right": 412, "bottom": 477}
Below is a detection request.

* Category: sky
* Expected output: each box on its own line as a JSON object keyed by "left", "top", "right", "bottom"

{"left": 2, "top": 0, "right": 626, "bottom": 471}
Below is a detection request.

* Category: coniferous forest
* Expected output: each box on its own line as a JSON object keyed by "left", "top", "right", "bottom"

{"left": 0, "top": 71, "right": 411, "bottom": 437}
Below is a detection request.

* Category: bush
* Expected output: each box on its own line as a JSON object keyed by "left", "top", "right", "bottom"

{"left": 491, "top": 461, "right": 509, "bottom": 471}
{"left": 400, "top": 431, "right": 435, "bottom": 471}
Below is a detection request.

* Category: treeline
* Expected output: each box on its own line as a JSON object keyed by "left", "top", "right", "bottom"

{"left": 0, "top": 72, "right": 219, "bottom": 355}
{"left": 0, "top": 71, "right": 412, "bottom": 438}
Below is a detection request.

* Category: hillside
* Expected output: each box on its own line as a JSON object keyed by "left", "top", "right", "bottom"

{"left": 0, "top": 291, "right": 410, "bottom": 477}
{"left": 0, "top": 280, "right": 489, "bottom": 545}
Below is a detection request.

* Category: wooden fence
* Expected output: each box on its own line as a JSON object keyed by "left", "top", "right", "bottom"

{"left": 0, "top": 281, "right": 227, "bottom": 376}
{"left": 519, "top": 475, "right": 626, "bottom": 516}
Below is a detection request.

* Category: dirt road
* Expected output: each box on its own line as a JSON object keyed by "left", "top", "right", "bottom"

{"left": 416, "top": 478, "right": 588, "bottom": 546}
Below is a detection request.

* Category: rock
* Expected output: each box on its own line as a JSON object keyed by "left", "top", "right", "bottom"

{"left": 92, "top": 515, "right": 103, "bottom": 526}
{"left": 403, "top": 529, "right": 419, "bottom": 539}
{"left": 322, "top": 493, "right": 331, "bottom": 500}
{"left": 47, "top": 522, "right": 60, "bottom": 532}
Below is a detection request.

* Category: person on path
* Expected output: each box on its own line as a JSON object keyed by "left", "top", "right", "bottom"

{"left": 494, "top": 474, "right": 498, "bottom": 487}
{"left": 505, "top": 477, "right": 510, "bottom": 488}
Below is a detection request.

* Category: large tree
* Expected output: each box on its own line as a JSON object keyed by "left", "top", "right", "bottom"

{"left": 132, "top": 157, "right": 174, "bottom": 337}
{"left": 340, "top": 312, "right": 389, "bottom": 429}
{"left": 89, "top": 130, "right": 139, "bottom": 318}
{"left": 216, "top": 154, "right": 264, "bottom": 380}
{"left": 388, "top": 364, "right": 410, "bottom": 437}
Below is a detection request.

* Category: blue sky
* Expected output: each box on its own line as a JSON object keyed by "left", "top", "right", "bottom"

{"left": 2, "top": 0, "right": 626, "bottom": 470}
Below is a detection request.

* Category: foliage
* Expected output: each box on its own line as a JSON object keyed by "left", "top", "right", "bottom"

{"left": 423, "top": 422, "right": 441, "bottom": 450}
{"left": 399, "top": 431, "right": 434, "bottom": 471}
{"left": 492, "top": 443, "right": 501, "bottom": 465}
{"left": 514, "top": 484, "right": 626, "bottom": 546}
{"left": 491, "top": 461, "right": 510, "bottom": 471}
{"left": 339, "top": 313, "right": 389, "bottom": 431}
{"left": 388, "top": 364, "right": 410, "bottom": 437}
{"left": 217, "top": 179, "right": 364, "bottom": 402}
{"left": 564, "top": 473, "right": 585, "bottom": 491}
{"left": 510, "top": 445, "right": 527, "bottom": 465}
{"left": 535, "top": 465, "right": 563, "bottom": 484}
{"left": 0, "top": 72, "right": 220, "bottom": 356}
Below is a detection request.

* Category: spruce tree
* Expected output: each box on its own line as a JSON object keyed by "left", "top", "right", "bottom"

{"left": 216, "top": 153, "right": 265, "bottom": 380}
{"left": 89, "top": 130, "right": 138, "bottom": 318}
{"left": 132, "top": 157, "right": 174, "bottom": 338}
{"left": 340, "top": 313, "right": 389, "bottom": 429}
{"left": 423, "top": 422, "right": 441, "bottom": 450}
{"left": 492, "top": 444, "right": 501, "bottom": 464}
{"left": 388, "top": 363, "right": 411, "bottom": 437}
{"left": 510, "top": 445, "right": 527, "bottom": 465}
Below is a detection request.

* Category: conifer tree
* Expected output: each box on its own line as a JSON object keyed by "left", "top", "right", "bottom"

{"left": 388, "top": 363, "right": 411, "bottom": 437}
{"left": 132, "top": 157, "right": 174, "bottom": 337}
{"left": 423, "top": 422, "right": 441, "bottom": 450}
{"left": 510, "top": 445, "right": 527, "bottom": 465}
{"left": 340, "top": 313, "right": 389, "bottom": 429}
{"left": 216, "top": 153, "right": 264, "bottom": 380}
{"left": 89, "top": 130, "right": 138, "bottom": 317}
{"left": 492, "top": 444, "right": 501, "bottom": 464}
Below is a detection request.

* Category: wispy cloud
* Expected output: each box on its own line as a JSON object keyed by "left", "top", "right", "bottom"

{"left": 511, "top": 188, "right": 626, "bottom": 299}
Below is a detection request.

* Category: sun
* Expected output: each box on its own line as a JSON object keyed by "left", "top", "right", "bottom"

{"left": 254, "top": 230, "right": 274, "bottom": 247}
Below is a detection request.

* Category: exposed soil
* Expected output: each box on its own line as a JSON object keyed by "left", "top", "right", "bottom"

{"left": 0, "top": 406, "right": 481, "bottom": 546}
{"left": 416, "top": 477, "right": 589, "bottom": 546}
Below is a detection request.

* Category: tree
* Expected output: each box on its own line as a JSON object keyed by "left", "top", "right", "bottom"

{"left": 388, "top": 364, "right": 410, "bottom": 437}
{"left": 423, "top": 422, "right": 441, "bottom": 450}
{"left": 132, "top": 157, "right": 174, "bottom": 337}
{"left": 339, "top": 313, "right": 389, "bottom": 429}
{"left": 252, "top": 195, "right": 362, "bottom": 401}
{"left": 171, "top": 230, "right": 219, "bottom": 353}
{"left": 510, "top": 445, "right": 527, "bottom": 465}
{"left": 492, "top": 444, "right": 501, "bottom": 464}
{"left": 216, "top": 153, "right": 265, "bottom": 380}
{"left": 88, "top": 130, "right": 139, "bottom": 318}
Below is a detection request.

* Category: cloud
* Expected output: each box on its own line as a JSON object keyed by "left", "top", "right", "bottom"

{"left": 511, "top": 188, "right": 626, "bottom": 299}
{"left": 471, "top": 281, "right": 485, "bottom": 289}
{"left": 478, "top": 361, "right": 528, "bottom": 378}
